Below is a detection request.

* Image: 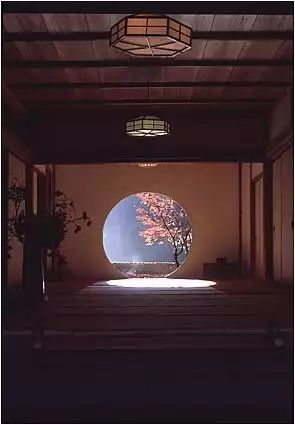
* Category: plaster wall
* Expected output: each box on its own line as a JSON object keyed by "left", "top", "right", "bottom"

{"left": 55, "top": 163, "right": 239, "bottom": 280}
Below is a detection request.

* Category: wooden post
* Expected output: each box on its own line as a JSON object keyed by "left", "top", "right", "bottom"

{"left": 45, "top": 165, "right": 57, "bottom": 278}
{"left": 37, "top": 171, "right": 47, "bottom": 280}
{"left": 22, "top": 165, "right": 33, "bottom": 296}
{"left": 263, "top": 160, "right": 273, "bottom": 280}
{"left": 238, "top": 163, "right": 242, "bottom": 268}
{"left": 37, "top": 172, "right": 46, "bottom": 215}
{"left": 25, "top": 164, "right": 33, "bottom": 215}
{"left": 2, "top": 147, "right": 9, "bottom": 298}
{"left": 250, "top": 179, "right": 256, "bottom": 277}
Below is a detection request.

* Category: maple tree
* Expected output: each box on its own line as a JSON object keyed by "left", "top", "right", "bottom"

{"left": 135, "top": 192, "right": 192, "bottom": 268}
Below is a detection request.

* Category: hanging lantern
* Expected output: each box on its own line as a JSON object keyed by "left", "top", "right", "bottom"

{"left": 126, "top": 115, "right": 170, "bottom": 137}
{"left": 137, "top": 163, "right": 159, "bottom": 168}
{"left": 110, "top": 14, "right": 192, "bottom": 57}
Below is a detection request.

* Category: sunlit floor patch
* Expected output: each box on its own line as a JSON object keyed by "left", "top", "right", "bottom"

{"left": 106, "top": 278, "right": 216, "bottom": 288}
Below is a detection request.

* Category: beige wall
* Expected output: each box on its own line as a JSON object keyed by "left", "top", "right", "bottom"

{"left": 8, "top": 153, "right": 25, "bottom": 287}
{"left": 55, "top": 163, "right": 239, "bottom": 280}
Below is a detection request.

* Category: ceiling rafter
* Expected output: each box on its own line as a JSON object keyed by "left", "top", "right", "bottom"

{"left": 3, "top": 30, "right": 293, "bottom": 42}
{"left": 10, "top": 81, "right": 291, "bottom": 90}
{"left": 4, "top": 59, "right": 292, "bottom": 68}
{"left": 23, "top": 99, "right": 277, "bottom": 107}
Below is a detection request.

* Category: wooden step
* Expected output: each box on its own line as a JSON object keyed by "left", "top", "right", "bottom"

{"left": 44, "top": 328, "right": 293, "bottom": 350}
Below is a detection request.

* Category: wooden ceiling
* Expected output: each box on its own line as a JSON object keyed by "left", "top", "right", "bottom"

{"left": 2, "top": 2, "right": 293, "bottom": 163}
{"left": 3, "top": 4, "right": 293, "bottom": 110}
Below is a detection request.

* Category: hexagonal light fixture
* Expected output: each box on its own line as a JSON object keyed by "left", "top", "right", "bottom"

{"left": 126, "top": 115, "right": 170, "bottom": 137}
{"left": 110, "top": 14, "right": 192, "bottom": 57}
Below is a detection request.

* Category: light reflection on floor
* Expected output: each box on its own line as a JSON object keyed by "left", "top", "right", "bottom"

{"left": 106, "top": 278, "right": 217, "bottom": 288}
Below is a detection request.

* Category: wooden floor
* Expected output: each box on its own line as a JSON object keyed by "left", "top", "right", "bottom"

{"left": 4, "top": 279, "right": 293, "bottom": 350}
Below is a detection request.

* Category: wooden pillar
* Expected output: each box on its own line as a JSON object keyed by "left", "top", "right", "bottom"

{"left": 22, "top": 164, "right": 33, "bottom": 295}
{"left": 2, "top": 147, "right": 9, "bottom": 297}
{"left": 37, "top": 172, "right": 46, "bottom": 215}
{"left": 52, "top": 164, "right": 56, "bottom": 212}
{"left": 25, "top": 164, "right": 33, "bottom": 215}
{"left": 263, "top": 160, "right": 273, "bottom": 280}
{"left": 45, "top": 164, "right": 55, "bottom": 213}
{"left": 250, "top": 179, "right": 256, "bottom": 277}
{"left": 35, "top": 170, "right": 46, "bottom": 280}
{"left": 238, "top": 163, "right": 242, "bottom": 267}
{"left": 45, "top": 164, "right": 57, "bottom": 278}
{"left": 45, "top": 165, "right": 51, "bottom": 213}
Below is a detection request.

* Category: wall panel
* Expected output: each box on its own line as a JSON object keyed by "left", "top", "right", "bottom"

{"left": 281, "top": 148, "right": 293, "bottom": 282}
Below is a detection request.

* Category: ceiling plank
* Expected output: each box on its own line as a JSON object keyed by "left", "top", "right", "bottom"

{"left": 210, "top": 14, "right": 257, "bottom": 31}
{"left": 3, "top": 13, "right": 48, "bottom": 32}
{"left": 239, "top": 40, "right": 285, "bottom": 59}
{"left": 251, "top": 15, "right": 294, "bottom": 30}
{"left": 41, "top": 13, "right": 89, "bottom": 32}
{"left": 3, "top": 30, "right": 293, "bottom": 42}
{"left": 4, "top": 58, "right": 292, "bottom": 68}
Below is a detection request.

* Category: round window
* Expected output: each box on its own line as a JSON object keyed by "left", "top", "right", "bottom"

{"left": 103, "top": 192, "right": 192, "bottom": 278}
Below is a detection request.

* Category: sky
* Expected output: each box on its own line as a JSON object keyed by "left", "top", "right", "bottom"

{"left": 103, "top": 194, "right": 187, "bottom": 263}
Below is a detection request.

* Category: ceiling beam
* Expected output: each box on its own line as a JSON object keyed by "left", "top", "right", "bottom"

{"left": 3, "top": 1, "right": 293, "bottom": 15}
{"left": 11, "top": 81, "right": 291, "bottom": 90}
{"left": 4, "top": 59, "right": 292, "bottom": 69}
{"left": 33, "top": 154, "right": 266, "bottom": 164}
{"left": 23, "top": 99, "right": 276, "bottom": 108}
{"left": 3, "top": 30, "right": 293, "bottom": 42}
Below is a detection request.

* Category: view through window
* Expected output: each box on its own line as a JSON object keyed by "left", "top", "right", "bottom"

{"left": 103, "top": 192, "right": 192, "bottom": 278}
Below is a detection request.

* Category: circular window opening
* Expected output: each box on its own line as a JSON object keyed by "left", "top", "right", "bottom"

{"left": 103, "top": 192, "right": 192, "bottom": 278}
